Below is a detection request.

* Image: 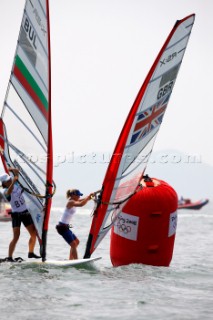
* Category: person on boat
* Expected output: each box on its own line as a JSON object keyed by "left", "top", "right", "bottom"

{"left": 0, "top": 168, "right": 40, "bottom": 262}
{"left": 56, "top": 189, "right": 93, "bottom": 260}
{"left": 178, "top": 196, "right": 184, "bottom": 205}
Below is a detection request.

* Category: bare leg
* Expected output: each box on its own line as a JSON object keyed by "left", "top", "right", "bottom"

{"left": 26, "top": 224, "right": 37, "bottom": 253}
{"left": 8, "top": 227, "right": 20, "bottom": 258}
{"left": 69, "top": 239, "right": 80, "bottom": 260}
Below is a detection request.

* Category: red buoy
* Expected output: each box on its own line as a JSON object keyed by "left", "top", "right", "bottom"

{"left": 110, "top": 177, "right": 178, "bottom": 267}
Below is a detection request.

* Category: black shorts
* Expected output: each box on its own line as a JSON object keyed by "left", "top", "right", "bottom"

{"left": 11, "top": 210, "right": 34, "bottom": 228}
{"left": 56, "top": 223, "right": 77, "bottom": 245}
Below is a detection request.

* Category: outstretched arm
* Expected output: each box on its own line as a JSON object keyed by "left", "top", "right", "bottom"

{"left": 5, "top": 176, "right": 18, "bottom": 196}
{"left": 67, "top": 193, "right": 94, "bottom": 208}
{"left": 8, "top": 168, "right": 19, "bottom": 176}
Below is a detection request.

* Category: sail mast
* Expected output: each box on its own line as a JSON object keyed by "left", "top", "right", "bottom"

{"left": 41, "top": 0, "right": 53, "bottom": 261}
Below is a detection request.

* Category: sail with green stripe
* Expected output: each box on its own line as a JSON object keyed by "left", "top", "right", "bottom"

{"left": 14, "top": 55, "right": 48, "bottom": 121}
{"left": 0, "top": 0, "right": 55, "bottom": 261}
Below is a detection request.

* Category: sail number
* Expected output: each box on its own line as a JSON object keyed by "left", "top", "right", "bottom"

{"left": 24, "top": 18, "right": 37, "bottom": 49}
{"left": 157, "top": 81, "right": 174, "bottom": 99}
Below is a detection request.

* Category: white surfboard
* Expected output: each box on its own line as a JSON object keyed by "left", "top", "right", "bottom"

{"left": 15, "top": 256, "right": 101, "bottom": 267}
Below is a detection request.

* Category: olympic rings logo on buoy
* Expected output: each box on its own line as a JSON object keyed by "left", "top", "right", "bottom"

{"left": 118, "top": 224, "right": 131, "bottom": 234}
{"left": 116, "top": 215, "right": 132, "bottom": 234}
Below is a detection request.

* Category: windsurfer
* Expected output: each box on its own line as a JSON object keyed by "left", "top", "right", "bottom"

{"left": 56, "top": 189, "right": 93, "bottom": 260}
{"left": 0, "top": 168, "right": 40, "bottom": 261}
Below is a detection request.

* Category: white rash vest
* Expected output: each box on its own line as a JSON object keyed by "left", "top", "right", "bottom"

{"left": 60, "top": 206, "right": 76, "bottom": 224}
{"left": 5, "top": 183, "right": 27, "bottom": 213}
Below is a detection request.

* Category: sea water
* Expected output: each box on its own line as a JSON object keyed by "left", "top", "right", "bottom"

{"left": 0, "top": 199, "right": 212, "bottom": 320}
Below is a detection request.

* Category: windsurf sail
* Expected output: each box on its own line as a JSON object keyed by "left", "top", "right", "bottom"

{"left": 84, "top": 14, "right": 195, "bottom": 258}
{"left": 0, "top": 0, "right": 55, "bottom": 261}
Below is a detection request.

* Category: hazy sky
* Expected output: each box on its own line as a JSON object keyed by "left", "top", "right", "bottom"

{"left": 0, "top": 1, "right": 212, "bottom": 197}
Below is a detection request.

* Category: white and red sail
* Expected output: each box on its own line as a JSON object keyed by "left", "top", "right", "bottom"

{"left": 84, "top": 14, "right": 195, "bottom": 258}
{"left": 0, "top": 0, "right": 54, "bottom": 261}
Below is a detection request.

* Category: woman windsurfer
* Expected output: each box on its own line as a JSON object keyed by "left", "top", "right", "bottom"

{"left": 56, "top": 189, "right": 93, "bottom": 260}
{"left": 0, "top": 168, "right": 40, "bottom": 261}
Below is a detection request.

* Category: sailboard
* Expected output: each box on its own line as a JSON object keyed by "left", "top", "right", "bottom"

{"left": 84, "top": 14, "right": 195, "bottom": 258}
{"left": 0, "top": 256, "right": 101, "bottom": 268}
{"left": 26, "top": 256, "right": 101, "bottom": 267}
{"left": 0, "top": 0, "right": 55, "bottom": 261}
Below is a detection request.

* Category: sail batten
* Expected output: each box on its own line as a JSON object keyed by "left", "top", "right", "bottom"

{"left": 5, "top": 103, "right": 46, "bottom": 151}
{"left": 0, "top": 0, "right": 54, "bottom": 261}
{"left": 84, "top": 14, "right": 195, "bottom": 258}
